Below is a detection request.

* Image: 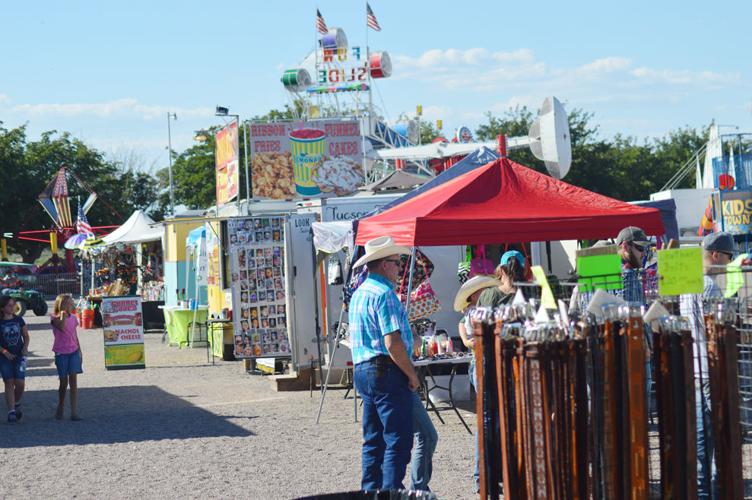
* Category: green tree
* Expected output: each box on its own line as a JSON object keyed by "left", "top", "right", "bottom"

{"left": 475, "top": 106, "right": 703, "bottom": 201}
{"left": 0, "top": 124, "right": 160, "bottom": 262}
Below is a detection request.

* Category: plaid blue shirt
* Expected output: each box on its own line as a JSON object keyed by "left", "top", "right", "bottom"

{"left": 348, "top": 273, "right": 413, "bottom": 365}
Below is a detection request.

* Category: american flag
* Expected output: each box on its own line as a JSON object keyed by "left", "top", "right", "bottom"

{"left": 316, "top": 9, "right": 328, "bottom": 35}
{"left": 366, "top": 3, "right": 381, "bottom": 31}
{"left": 76, "top": 206, "right": 93, "bottom": 236}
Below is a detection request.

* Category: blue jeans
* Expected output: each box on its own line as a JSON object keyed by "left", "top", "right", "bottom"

{"left": 354, "top": 358, "right": 414, "bottom": 491}
{"left": 470, "top": 357, "right": 480, "bottom": 490}
{"left": 410, "top": 391, "right": 438, "bottom": 491}
{"left": 696, "top": 381, "right": 716, "bottom": 499}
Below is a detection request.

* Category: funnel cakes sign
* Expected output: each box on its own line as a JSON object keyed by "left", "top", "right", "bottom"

{"left": 250, "top": 119, "right": 363, "bottom": 199}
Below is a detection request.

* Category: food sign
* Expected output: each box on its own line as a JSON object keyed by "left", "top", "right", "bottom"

{"left": 250, "top": 119, "right": 363, "bottom": 199}
{"left": 101, "top": 296, "right": 145, "bottom": 370}
{"left": 215, "top": 122, "right": 239, "bottom": 205}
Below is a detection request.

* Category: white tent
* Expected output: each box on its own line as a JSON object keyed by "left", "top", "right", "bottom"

{"left": 102, "top": 210, "right": 163, "bottom": 246}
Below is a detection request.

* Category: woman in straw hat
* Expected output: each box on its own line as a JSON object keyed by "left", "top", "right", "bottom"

{"left": 453, "top": 275, "right": 501, "bottom": 493}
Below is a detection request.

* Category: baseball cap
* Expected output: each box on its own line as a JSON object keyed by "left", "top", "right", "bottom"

{"left": 500, "top": 250, "right": 525, "bottom": 267}
{"left": 615, "top": 226, "right": 651, "bottom": 246}
{"left": 703, "top": 232, "right": 736, "bottom": 255}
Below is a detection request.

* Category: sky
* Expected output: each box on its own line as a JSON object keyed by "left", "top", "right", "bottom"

{"left": 1, "top": 0, "right": 750, "bottom": 172}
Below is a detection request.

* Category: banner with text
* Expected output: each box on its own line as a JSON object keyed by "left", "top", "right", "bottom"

{"left": 713, "top": 190, "right": 752, "bottom": 235}
{"left": 250, "top": 119, "right": 363, "bottom": 200}
{"left": 215, "top": 122, "right": 240, "bottom": 205}
{"left": 102, "top": 296, "right": 145, "bottom": 370}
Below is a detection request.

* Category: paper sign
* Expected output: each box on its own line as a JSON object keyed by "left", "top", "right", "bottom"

{"left": 577, "top": 254, "right": 623, "bottom": 292}
{"left": 531, "top": 266, "right": 557, "bottom": 310}
{"left": 101, "top": 296, "right": 145, "bottom": 370}
{"left": 725, "top": 253, "right": 748, "bottom": 298}
{"left": 657, "top": 247, "right": 703, "bottom": 296}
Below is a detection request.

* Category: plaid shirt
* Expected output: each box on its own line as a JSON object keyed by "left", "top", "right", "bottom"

{"left": 680, "top": 276, "right": 722, "bottom": 378}
{"left": 348, "top": 273, "right": 413, "bottom": 365}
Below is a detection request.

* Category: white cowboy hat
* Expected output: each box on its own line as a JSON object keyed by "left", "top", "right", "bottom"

{"left": 353, "top": 236, "right": 411, "bottom": 269}
{"left": 453, "top": 275, "right": 501, "bottom": 312}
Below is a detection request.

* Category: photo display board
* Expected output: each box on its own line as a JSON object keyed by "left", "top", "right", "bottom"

{"left": 228, "top": 217, "right": 291, "bottom": 358}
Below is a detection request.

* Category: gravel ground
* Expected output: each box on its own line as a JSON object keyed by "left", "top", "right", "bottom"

{"left": 1, "top": 308, "right": 478, "bottom": 499}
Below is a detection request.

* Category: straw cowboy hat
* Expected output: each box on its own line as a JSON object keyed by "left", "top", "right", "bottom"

{"left": 453, "top": 275, "right": 501, "bottom": 312}
{"left": 353, "top": 236, "right": 411, "bottom": 269}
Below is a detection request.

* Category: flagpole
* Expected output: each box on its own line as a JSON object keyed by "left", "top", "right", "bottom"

{"left": 364, "top": 1, "right": 370, "bottom": 181}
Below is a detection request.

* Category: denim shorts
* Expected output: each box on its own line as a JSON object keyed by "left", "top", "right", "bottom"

{"left": 55, "top": 350, "right": 83, "bottom": 378}
{"left": 0, "top": 354, "right": 26, "bottom": 381}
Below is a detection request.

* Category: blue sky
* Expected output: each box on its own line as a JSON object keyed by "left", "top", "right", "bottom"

{"left": 1, "top": 0, "right": 749, "bottom": 171}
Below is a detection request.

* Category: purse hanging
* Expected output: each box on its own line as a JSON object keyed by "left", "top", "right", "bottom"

{"left": 470, "top": 245, "right": 495, "bottom": 277}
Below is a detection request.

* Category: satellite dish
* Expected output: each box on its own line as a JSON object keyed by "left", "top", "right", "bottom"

{"left": 527, "top": 97, "right": 572, "bottom": 179}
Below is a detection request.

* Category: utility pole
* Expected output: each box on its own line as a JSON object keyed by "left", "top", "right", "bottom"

{"left": 167, "top": 112, "right": 177, "bottom": 216}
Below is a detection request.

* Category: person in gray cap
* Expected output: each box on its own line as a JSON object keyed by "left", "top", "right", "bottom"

{"left": 615, "top": 226, "right": 655, "bottom": 304}
{"left": 679, "top": 231, "right": 736, "bottom": 498}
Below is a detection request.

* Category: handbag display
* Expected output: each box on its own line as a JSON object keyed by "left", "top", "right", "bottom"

{"left": 470, "top": 245, "right": 495, "bottom": 277}
{"left": 407, "top": 278, "right": 441, "bottom": 322}
{"left": 457, "top": 246, "right": 472, "bottom": 284}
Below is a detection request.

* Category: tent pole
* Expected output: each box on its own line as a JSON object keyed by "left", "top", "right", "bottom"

{"left": 404, "top": 247, "right": 417, "bottom": 311}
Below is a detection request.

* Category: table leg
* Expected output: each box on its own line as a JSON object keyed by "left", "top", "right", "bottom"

{"left": 449, "top": 364, "right": 472, "bottom": 434}
{"left": 420, "top": 365, "right": 445, "bottom": 425}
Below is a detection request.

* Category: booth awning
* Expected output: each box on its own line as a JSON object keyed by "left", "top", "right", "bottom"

{"left": 356, "top": 158, "right": 665, "bottom": 246}
{"left": 102, "top": 210, "right": 163, "bottom": 246}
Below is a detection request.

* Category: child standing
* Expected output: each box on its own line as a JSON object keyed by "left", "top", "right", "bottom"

{"left": 0, "top": 295, "right": 29, "bottom": 423}
{"left": 51, "top": 294, "right": 83, "bottom": 421}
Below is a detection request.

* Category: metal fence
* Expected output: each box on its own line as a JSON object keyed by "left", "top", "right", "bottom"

{"left": 509, "top": 267, "right": 752, "bottom": 498}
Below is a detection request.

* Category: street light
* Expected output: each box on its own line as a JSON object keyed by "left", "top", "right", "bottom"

{"left": 215, "top": 105, "right": 250, "bottom": 212}
{"left": 166, "top": 112, "right": 177, "bottom": 216}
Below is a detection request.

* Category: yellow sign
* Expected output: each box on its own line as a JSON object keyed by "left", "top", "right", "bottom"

{"left": 215, "top": 122, "right": 239, "bottom": 205}
{"left": 104, "top": 344, "right": 145, "bottom": 368}
{"left": 657, "top": 247, "right": 703, "bottom": 296}
{"left": 531, "top": 266, "right": 557, "bottom": 310}
{"left": 206, "top": 222, "right": 224, "bottom": 314}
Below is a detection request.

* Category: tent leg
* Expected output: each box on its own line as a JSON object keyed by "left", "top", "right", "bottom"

{"left": 316, "top": 302, "right": 346, "bottom": 424}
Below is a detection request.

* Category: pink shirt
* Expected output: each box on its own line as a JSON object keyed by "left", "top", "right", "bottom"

{"left": 51, "top": 313, "right": 79, "bottom": 354}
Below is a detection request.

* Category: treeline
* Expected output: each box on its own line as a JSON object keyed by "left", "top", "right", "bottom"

{"left": 0, "top": 107, "right": 703, "bottom": 260}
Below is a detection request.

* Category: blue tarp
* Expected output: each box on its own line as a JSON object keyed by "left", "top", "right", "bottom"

{"left": 186, "top": 226, "right": 206, "bottom": 248}
{"left": 632, "top": 199, "right": 679, "bottom": 243}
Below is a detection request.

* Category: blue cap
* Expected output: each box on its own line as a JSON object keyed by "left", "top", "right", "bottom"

{"left": 500, "top": 250, "right": 525, "bottom": 267}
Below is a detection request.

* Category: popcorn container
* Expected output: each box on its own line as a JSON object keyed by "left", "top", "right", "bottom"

{"left": 289, "top": 128, "right": 325, "bottom": 196}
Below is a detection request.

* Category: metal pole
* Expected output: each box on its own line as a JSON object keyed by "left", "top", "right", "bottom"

{"left": 167, "top": 112, "right": 176, "bottom": 216}
{"left": 243, "top": 120, "right": 251, "bottom": 214}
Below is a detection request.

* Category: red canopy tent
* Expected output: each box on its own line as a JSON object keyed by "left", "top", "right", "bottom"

{"left": 355, "top": 157, "right": 665, "bottom": 246}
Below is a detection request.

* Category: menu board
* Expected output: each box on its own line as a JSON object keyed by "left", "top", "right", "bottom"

{"left": 228, "top": 217, "right": 291, "bottom": 358}
{"left": 101, "top": 296, "right": 145, "bottom": 370}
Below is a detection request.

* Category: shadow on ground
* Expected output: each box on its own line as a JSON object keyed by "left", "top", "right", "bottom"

{"left": 3, "top": 385, "right": 254, "bottom": 448}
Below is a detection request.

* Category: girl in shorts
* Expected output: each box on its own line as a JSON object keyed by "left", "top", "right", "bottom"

{"left": 51, "top": 294, "right": 83, "bottom": 421}
{"left": 0, "top": 295, "right": 29, "bottom": 423}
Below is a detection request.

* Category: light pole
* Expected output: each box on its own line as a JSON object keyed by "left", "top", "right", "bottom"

{"left": 166, "top": 112, "right": 177, "bottom": 216}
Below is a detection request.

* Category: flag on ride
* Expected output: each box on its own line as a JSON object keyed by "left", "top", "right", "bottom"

{"left": 316, "top": 9, "right": 328, "bottom": 35}
{"left": 76, "top": 206, "right": 94, "bottom": 236}
{"left": 366, "top": 3, "right": 381, "bottom": 31}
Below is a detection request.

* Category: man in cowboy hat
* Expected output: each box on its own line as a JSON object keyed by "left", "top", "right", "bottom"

{"left": 349, "top": 236, "right": 420, "bottom": 491}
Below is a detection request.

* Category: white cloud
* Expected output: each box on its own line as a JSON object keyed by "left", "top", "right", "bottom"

{"left": 577, "top": 57, "right": 632, "bottom": 76}
{"left": 630, "top": 67, "right": 740, "bottom": 85}
{"left": 393, "top": 48, "right": 534, "bottom": 71}
{"left": 10, "top": 98, "right": 213, "bottom": 121}
{"left": 0, "top": 94, "right": 9, "bottom": 105}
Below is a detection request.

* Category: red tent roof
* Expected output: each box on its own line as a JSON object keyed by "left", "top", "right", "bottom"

{"left": 356, "top": 158, "right": 665, "bottom": 246}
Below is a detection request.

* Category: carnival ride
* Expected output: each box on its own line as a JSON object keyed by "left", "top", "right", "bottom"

{"left": 13, "top": 166, "right": 118, "bottom": 271}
